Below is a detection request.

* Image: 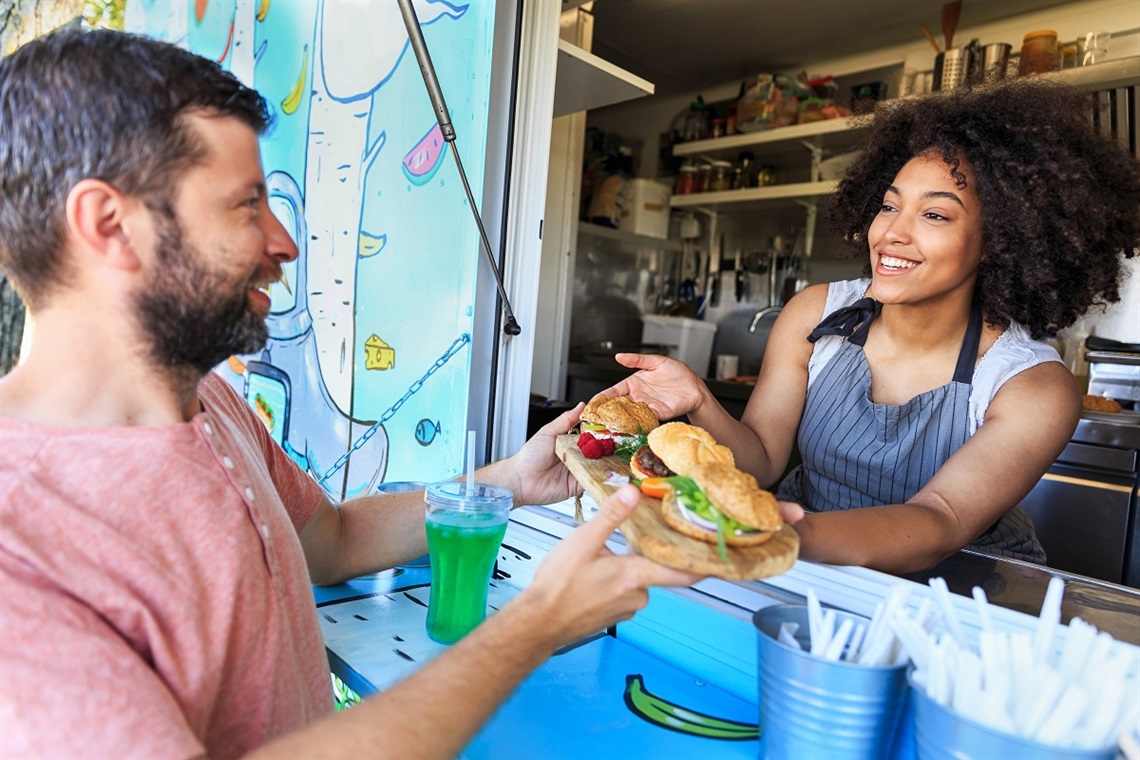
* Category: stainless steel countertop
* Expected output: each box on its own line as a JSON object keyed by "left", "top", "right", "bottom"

{"left": 903, "top": 549, "right": 1140, "bottom": 646}
{"left": 1073, "top": 411, "right": 1140, "bottom": 451}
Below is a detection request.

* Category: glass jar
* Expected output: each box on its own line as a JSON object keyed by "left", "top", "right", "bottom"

{"left": 674, "top": 165, "right": 697, "bottom": 195}
{"left": 709, "top": 160, "right": 732, "bottom": 192}
{"left": 696, "top": 164, "right": 712, "bottom": 194}
{"left": 1019, "top": 29, "right": 1059, "bottom": 76}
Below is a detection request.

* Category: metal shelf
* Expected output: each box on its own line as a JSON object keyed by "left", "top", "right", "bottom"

{"left": 669, "top": 180, "right": 839, "bottom": 212}
{"left": 1049, "top": 55, "right": 1140, "bottom": 91}
{"left": 577, "top": 221, "right": 682, "bottom": 252}
{"left": 672, "top": 117, "right": 870, "bottom": 160}
{"left": 554, "top": 40, "right": 655, "bottom": 117}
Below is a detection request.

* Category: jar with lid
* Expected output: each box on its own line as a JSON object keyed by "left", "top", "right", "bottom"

{"left": 674, "top": 165, "right": 697, "bottom": 195}
{"left": 709, "top": 160, "right": 732, "bottom": 192}
{"left": 1018, "top": 29, "right": 1059, "bottom": 76}
{"left": 696, "top": 164, "right": 712, "bottom": 193}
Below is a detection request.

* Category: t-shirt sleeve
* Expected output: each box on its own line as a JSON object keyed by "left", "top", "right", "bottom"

{"left": 203, "top": 371, "right": 325, "bottom": 533}
{"left": 0, "top": 553, "right": 204, "bottom": 759}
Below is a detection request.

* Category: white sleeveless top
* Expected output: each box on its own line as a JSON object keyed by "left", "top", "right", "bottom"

{"left": 808, "top": 279, "right": 1063, "bottom": 435}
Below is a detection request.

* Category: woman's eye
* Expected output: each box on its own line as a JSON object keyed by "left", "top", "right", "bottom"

{"left": 924, "top": 211, "right": 948, "bottom": 221}
{"left": 879, "top": 203, "right": 896, "bottom": 213}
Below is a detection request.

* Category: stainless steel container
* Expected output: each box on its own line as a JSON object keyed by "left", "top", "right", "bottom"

{"left": 933, "top": 48, "right": 971, "bottom": 91}
{"left": 909, "top": 669, "right": 1117, "bottom": 760}
{"left": 980, "top": 43, "right": 1011, "bottom": 83}
{"left": 753, "top": 604, "right": 908, "bottom": 759}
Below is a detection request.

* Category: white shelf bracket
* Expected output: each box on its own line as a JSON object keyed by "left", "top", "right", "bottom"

{"left": 800, "top": 140, "right": 824, "bottom": 182}
{"left": 794, "top": 199, "right": 819, "bottom": 257}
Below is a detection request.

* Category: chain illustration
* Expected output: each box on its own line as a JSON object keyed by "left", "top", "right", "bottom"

{"left": 318, "top": 333, "right": 471, "bottom": 484}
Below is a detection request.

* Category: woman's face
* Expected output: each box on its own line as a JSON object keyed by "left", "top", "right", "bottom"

{"left": 865, "top": 152, "right": 984, "bottom": 309}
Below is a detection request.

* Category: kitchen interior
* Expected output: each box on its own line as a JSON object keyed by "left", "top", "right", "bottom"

{"left": 528, "top": 0, "right": 1140, "bottom": 588}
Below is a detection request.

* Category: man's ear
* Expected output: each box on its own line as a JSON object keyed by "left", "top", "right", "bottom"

{"left": 64, "top": 179, "right": 145, "bottom": 272}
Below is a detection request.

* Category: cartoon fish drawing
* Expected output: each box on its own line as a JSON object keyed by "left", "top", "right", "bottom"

{"left": 415, "top": 419, "right": 441, "bottom": 447}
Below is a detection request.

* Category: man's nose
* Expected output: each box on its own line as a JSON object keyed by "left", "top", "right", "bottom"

{"left": 262, "top": 200, "right": 299, "bottom": 263}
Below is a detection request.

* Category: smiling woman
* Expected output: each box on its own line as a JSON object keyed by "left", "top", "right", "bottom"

{"left": 597, "top": 79, "right": 1140, "bottom": 574}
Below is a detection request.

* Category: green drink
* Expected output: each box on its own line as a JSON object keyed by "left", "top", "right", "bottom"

{"left": 424, "top": 481, "right": 512, "bottom": 644}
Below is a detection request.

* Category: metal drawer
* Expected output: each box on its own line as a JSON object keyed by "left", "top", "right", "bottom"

{"left": 1055, "top": 441, "right": 1137, "bottom": 474}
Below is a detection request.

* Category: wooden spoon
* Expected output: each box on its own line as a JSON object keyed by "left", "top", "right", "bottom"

{"left": 920, "top": 22, "right": 941, "bottom": 53}
{"left": 941, "top": 0, "right": 962, "bottom": 51}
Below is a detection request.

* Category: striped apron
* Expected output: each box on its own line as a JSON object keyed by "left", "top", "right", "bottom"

{"left": 777, "top": 298, "right": 1045, "bottom": 563}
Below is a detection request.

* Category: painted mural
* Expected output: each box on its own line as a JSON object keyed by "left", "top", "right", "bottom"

{"left": 127, "top": 0, "right": 495, "bottom": 501}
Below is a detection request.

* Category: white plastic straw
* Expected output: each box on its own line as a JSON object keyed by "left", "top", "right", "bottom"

{"left": 1033, "top": 577, "right": 1064, "bottom": 666}
{"left": 466, "top": 430, "right": 476, "bottom": 492}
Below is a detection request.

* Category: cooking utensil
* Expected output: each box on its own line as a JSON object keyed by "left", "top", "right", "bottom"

{"left": 941, "top": 0, "right": 962, "bottom": 52}
{"left": 709, "top": 235, "right": 723, "bottom": 307}
{"left": 920, "top": 22, "right": 941, "bottom": 53}
{"left": 734, "top": 249, "right": 744, "bottom": 303}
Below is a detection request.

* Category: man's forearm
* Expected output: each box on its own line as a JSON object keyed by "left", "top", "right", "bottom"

{"left": 247, "top": 592, "right": 557, "bottom": 758}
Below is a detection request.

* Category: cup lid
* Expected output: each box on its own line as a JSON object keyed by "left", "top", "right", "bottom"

{"left": 426, "top": 480, "right": 513, "bottom": 511}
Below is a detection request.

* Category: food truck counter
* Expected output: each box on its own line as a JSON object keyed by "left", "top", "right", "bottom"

{"left": 315, "top": 496, "right": 1140, "bottom": 758}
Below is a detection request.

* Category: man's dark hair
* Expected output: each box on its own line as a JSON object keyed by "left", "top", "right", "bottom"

{"left": 829, "top": 80, "right": 1140, "bottom": 339}
{"left": 0, "top": 28, "right": 271, "bottom": 309}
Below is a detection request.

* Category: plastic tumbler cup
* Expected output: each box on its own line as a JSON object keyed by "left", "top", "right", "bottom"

{"left": 424, "top": 481, "right": 512, "bottom": 644}
{"left": 753, "top": 604, "right": 908, "bottom": 760}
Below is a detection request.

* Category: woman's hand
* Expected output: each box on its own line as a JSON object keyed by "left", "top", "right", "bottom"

{"left": 593, "top": 353, "right": 709, "bottom": 420}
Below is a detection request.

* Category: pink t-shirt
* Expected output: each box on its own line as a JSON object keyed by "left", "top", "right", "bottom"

{"left": 0, "top": 372, "right": 334, "bottom": 758}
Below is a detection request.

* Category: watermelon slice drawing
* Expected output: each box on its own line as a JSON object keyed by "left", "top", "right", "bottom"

{"left": 401, "top": 123, "right": 449, "bottom": 186}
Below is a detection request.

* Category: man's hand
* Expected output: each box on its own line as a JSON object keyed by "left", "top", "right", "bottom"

{"left": 594, "top": 353, "right": 709, "bottom": 421}
{"left": 516, "top": 485, "right": 702, "bottom": 648}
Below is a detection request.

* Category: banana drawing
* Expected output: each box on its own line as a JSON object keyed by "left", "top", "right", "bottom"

{"left": 623, "top": 674, "right": 758, "bottom": 741}
{"left": 256, "top": 0, "right": 270, "bottom": 22}
{"left": 280, "top": 46, "right": 309, "bottom": 116}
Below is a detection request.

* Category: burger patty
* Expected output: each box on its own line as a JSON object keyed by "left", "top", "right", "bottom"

{"left": 634, "top": 446, "right": 674, "bottom": 478}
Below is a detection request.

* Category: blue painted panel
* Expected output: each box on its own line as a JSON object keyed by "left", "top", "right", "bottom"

{"left": 462, "top": 636, "right": 758, "bottom": 760}
{"left": 617, "top": 589, "right": 763, "bottom": 704}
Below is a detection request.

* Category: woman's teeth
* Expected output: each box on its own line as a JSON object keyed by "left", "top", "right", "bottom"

{"left": 880, "top": 255, "right": 917, "bottom": 270}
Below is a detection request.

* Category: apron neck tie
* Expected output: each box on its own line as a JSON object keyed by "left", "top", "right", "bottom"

{"left": 807, "top": 297, "right": 881, "bottom": 347}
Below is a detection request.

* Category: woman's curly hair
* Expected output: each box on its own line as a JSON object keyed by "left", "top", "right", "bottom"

{"left": 829, "top": 80, "right": 1140, "bottom": 338}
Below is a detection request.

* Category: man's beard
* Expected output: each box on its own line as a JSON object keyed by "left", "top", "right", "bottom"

{"left": 133, "top": 211, "right": 269, "bottom": 376}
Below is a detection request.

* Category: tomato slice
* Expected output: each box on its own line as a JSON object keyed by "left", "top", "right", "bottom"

{"left": 639, "top": 477, "right": 673, "bottom": 500}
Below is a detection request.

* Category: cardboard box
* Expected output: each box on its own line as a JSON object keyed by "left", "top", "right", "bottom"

{"left": 618, "top": 179, "right": 671, "bottom": 239}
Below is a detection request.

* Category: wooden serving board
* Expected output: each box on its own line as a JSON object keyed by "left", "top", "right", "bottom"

{"left": 555, "top": 435, "right": 799, "bottom": 581}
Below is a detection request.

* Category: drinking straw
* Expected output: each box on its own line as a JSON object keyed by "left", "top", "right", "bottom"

{"left": 466, "top": 430, "right": 476, "bottom": 493}
{"left": 929, "top": 577, "right": 966, "bottom": 643}
{"left": 1033, "top": 576, "right": 1064, "bottom": 666}
{"left": 777, "top": 621, "right": 803, "bottom": 650}
{"left": 972, "top": 586, "right": 993, "bottom": 634}
{"left": 823, "top": 618, "right": 854, "bottom": 661}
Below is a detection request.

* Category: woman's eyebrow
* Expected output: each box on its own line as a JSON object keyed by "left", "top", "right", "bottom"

{"left": 885, "top": 184, "right": 966, "bottom": 209}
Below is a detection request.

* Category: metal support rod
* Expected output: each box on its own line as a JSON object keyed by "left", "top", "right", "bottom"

{"left": 397, "top": 0, "right": 521, "bottom": 336}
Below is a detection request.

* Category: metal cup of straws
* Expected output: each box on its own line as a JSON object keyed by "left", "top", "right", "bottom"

{"left": 753, "top": 604, "right": 909, "bottom": 760}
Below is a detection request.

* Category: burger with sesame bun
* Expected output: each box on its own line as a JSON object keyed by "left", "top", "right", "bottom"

{"left": 576, "top": 396, "right": 659, "bottom": 460}
{"left": 659, "top": 462, "right": 783, "bottom": 560}
{"left": 629, "top": 421, "right": 734, "bottom": 482}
